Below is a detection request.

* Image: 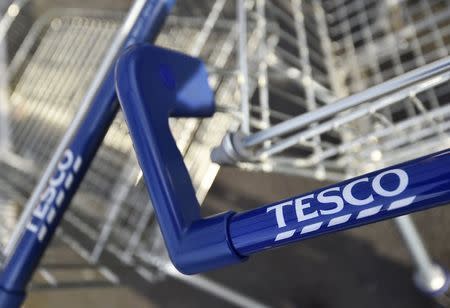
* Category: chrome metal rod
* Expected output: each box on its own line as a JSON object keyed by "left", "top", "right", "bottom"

{"left": 394, "top": 216, "right": 434, "bottom": 271}
{"left": 237, "top": 0, "right": 250, "bottom": 135}
{"left": 189, "top": 0, "right": 226, "bottom": 56}
{"left": 0, "top": 42, "right": 10, "bottom": 152}
{"left": 90, "top": 155, "right": 140, "bottom": 263}
{"left": 256, "top": 69, "right": 450, "bottom": 158}
{"left": 243, "top": 55, "right": 450, "bottom": 147}
{"left": 121, "top": 200, "right": 154, "bottom": 263}
{"left": 256, "top": 0, "right": 270, "bottom": 133}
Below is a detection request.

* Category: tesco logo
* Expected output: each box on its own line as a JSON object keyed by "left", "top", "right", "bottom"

{"left": 267, "top": 169, "right": 409, "bottom": 230}
{"left": 26, "top": 149, "right": 82, "bottom": 242}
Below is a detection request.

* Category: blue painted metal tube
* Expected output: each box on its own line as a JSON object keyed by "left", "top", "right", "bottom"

{"left": 0, "top": 1, "right": 174, "bottom": 307}
{"left": 229, "top": 149, "right": 450, "bottom": 256}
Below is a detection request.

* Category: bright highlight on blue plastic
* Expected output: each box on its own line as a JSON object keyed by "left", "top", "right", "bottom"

{"left": 115, "top": 44, "right": 450, "bottom": 275}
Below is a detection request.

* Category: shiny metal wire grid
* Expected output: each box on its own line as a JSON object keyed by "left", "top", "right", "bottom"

{"left": 210, "top": 0, "right": 450, "bottom": 182}
{"left": 320, "top": 0, "right": 450, "bottom": 175}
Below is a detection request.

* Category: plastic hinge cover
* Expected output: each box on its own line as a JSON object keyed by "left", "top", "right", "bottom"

{"left": 115, "top": 44, "right": 246, "bottom": 274}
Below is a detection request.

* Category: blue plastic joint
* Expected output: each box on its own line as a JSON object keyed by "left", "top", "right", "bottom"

{"left": 115, "top": 44, "right": 245, "bottom": 274}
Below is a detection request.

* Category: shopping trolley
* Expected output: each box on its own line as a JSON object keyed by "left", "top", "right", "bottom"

{"left": 0, "top": 0, "right": 449, "bottom": 307}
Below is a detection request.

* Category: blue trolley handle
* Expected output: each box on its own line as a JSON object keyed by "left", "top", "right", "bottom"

{"left": 115, "top": 44, "right": 450, "bottom": 275}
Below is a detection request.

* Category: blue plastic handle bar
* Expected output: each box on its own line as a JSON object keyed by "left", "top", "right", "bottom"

{"left": 115, "top": 44, "right": 450, "bottom": 275}
{"left": 115, "top": 44, "right": 245, "bottom": 273}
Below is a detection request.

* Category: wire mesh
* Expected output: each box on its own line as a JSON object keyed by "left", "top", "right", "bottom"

{"left": 216, "top": 0, "right": 450, "bottom": 181}
{"left": 318, "top": 0, "right": 450, "bottom": 175}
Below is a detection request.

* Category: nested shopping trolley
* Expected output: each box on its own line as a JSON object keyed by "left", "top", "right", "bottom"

{"left": 0, "top": 0, "right": 269, "bottom": 307}
{"left": 0, "top": 0, "right": 449, "bottom": 307}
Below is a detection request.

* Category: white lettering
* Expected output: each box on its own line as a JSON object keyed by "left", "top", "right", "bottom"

{"left": 295, "top": 194, "right": 318, "bottom": 222}
{"left": 27, "top": 149, "right": 82, "bottom": 242}
{"left": 266, "top": 168, "right": 413, "bottom": 242}
{"left": 318, "top": 187, "right": 344, "bottom": 215}
{"left": 373, "top": 169, "right": 408, "bottom": 197}
{"left": 267, "top": 201, "right": 291, "bottom": 228}
{"left": 343, "top": 177, "right": 374, "bottom": 206}
{"left": 33, "top": 187, "right": 56, "bottom": 220}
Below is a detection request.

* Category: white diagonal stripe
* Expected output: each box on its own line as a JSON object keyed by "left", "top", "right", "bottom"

{"left": 300, "top": 222, "right": 323, "bottom": 234}
{"left": 38, "top": 225, "right": 47, "bottom": 242}
{"left": 387, "top": 196, "right": 416, "bottom": 210}
{"left": 357, "top": 205, "right": 383, "bottom": 219}
{"left": 64, "top": 173, "right": 74, "bottom": 189}
{"left": 56, "top": 191, "right": 65, "bottom": 207}
{"left": 46, "top": 208, "right": 56, "bottom": 224}
{"left": 275, "top": 229, "right": 296, "bottom": 241}
{"left": 328, "top": 214, "right": 352, "bottom": 227}
{"left": 73, "top": 156, "right": 82, "bottom": 173}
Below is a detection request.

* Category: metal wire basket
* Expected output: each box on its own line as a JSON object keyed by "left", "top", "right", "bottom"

{"left": 211, "top": 0, "right": 450, "bottom": 182}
